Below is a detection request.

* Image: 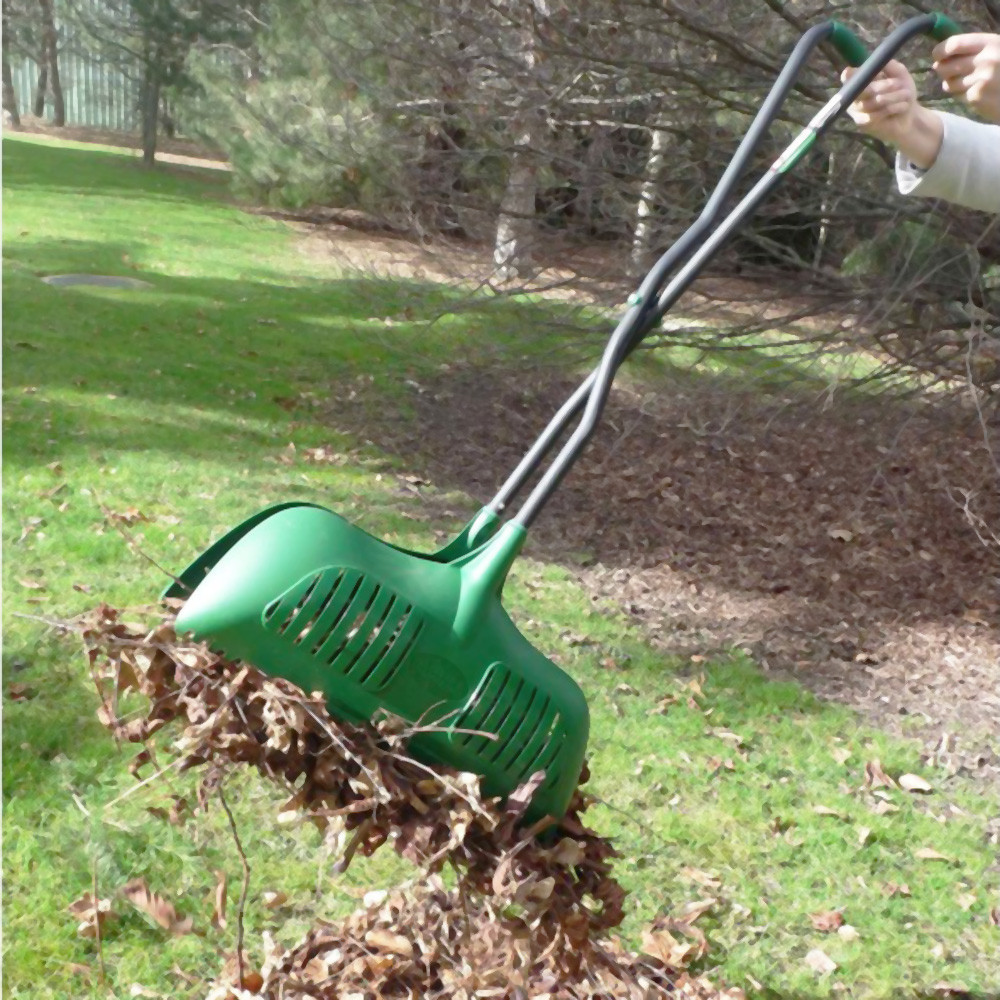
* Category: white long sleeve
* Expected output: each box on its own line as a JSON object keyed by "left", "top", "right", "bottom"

{"left": 895, "top": 111, "right": 1000, "bottom": 213}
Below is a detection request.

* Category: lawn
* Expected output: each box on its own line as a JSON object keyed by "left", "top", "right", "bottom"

{"left": 3, "top": 134, "right": 998, "bottom": 1000}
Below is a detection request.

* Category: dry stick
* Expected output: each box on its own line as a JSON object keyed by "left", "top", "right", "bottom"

{"left": 92, "top": 854, "right": 106, "bottom": 986}
{"left": 218, "top": 785, "right": 251, "bottom": 991}
{"left": 332, "top": 818, "right": 373, "bottom": 875}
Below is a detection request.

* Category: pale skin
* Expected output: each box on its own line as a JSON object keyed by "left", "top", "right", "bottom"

{"left": 841, "top": 33, "right": 1000, "bottom": 169}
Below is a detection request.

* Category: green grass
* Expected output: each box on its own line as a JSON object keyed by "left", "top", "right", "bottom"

{"left": 4, "top": 135, "right": 998, "bottom": 1000}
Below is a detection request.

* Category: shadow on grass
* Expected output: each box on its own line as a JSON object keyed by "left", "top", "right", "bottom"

{"left": 3, "top": 135, "right": 230, "bottom": 202}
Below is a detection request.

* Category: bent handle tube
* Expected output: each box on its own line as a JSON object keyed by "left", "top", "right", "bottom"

{"left": 510, "top": 13, "right": 953, "bottom": 531}
{"left": 829, "top": 21, "right": 868, "bottom": 67}
{"left": 489, "top": 19, "right": 866, "bottom": 516}
{"left": 930, "top": 13, "right": 964, "bottom": 41}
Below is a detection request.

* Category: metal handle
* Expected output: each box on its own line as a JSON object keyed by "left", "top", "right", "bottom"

{"left": 507, "top": 14, "right": 958, "bottom": 530}
{"left": 489, "top": 19, "right": 865, "bottom": 518}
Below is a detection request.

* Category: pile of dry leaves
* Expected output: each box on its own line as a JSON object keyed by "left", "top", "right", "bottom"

{"left": 76, "top": 603, "right": 737, "bottom": 1000}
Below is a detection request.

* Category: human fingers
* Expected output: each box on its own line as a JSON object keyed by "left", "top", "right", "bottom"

{"left": 931, "top": 32, "right": 993, "bottom": 62}
{"left": 849, "top": 78, "right": 914, "bottom": 114}
{"left": 933, "top": 53, "right": 977, "bottom": 83}
{"left": 940, "top": 71, "right": 975, "bottom": 96}
{"left": 841, "top": 68, "right": 913, "bottom": 104}
{"left": 841, "top": 60, "right": 911, "bottom": 87}
{"left": 845, "top": 102, "right": 914, "bottom": 134}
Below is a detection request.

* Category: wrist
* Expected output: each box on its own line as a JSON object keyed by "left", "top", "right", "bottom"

{"left": 895, "top": 106, "right": 944, "bottom": 169}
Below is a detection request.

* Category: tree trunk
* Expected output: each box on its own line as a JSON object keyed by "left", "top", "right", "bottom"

{"left": 39, "top": 0, "right": 64, "bottom": 125}
{"left": 33, "top": 62, "right": 47, "bottom": 117}
{"left": 630, "top": 124, "right": 669, "bottom": 277}
{"left": 492, "top": 3, "right": 543, "bottom": 283}
{"left": 493, "top": 109, "right": 543, "bottom": 282}
{"left": 2, "top": 29, "right": 20, "bottom": 127}
{"left": 140, "top": 58, "right": 161, "bottom": 166}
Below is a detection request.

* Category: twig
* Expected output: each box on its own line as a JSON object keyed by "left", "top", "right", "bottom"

{"left": 332, "top": 818, "right": 373, "bottom": 874}
{"left": 218, "top": 784, "right": 250, "bottom": 991}
{"left": 102, "top": 755, "right": 189, "bottom": 810}
{"left": 91, "top": 487, "right": 191, "bottom": 590}
{"left": 92, "top": 854, "right": 106, "bottom": 986}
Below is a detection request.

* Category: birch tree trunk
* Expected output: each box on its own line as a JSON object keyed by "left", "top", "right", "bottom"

{"left": 630, "top": 123, "right": 669, "bottom": 277}
{"left": 493, "top": 0, "right": 544, "bottom": 283}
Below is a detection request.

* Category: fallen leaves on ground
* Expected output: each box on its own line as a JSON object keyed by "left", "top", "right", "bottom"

{"left": 899, "top": 773, "right": 934, "bottom": 794}
{"left": 804, "top": 948, "right": 837, "bottom": 974}
{"left": 68, "top": 893, "right": 116, "bottom": 939}
{"left": 808, "top": 910, "right": 844, "bottom": 933}
{"left": 121, "top": 878, "right": 194, "bottom": 935}
{"left": 864, "top": 759, "right": 897, "bottom": 790}
{"left": 913, "top": 847, "right": 951, "bottom": 862}
{"left": 73, "top": 604, "right": 737, "bottom": 999}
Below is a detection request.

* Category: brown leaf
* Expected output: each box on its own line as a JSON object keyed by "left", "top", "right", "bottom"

{"left": 883, "top": 881, "right": 912, "bottom": 898}
{"left": 364, "top": 928, "right": 414, "bottom": 957}
{"left": 18, "top": 578, "right": 45, "bottom": 590}
{"left": 641, "top": 920, "right": 706, "bottom": 970}
{"left": 914, "top": 847, "right": 951, "bottom": 862}
{"left": 804, "top": 948, "right": 837, "bottom": 974}
{"left": 864, "top": 759, "right": 897, "bottom": 789}
{"left": 504, "top": 770, "right": 546, "bottom": 818}
{"left": 956, "top": 892, "right": 976, "bottom": 911}
{"left": 811, "top": 805, "right": 845, "bottom": 819}
{"left": 108, "top": 507, "right": 150, "bottom": 525}
{"left": 871, "top": 799, "right": 899, "bottom": 815}
{"left": 8, "top": 682, "right": 37, "bottom": 701}
{"left": 809, "top": 910, "right": 844, "bottom": 932}
{"left": 932, "top": 983, "right": 973, "bottom": 998}
{"left": 680, "top": 867, "right": 722, "bottom": 890}
{"left": 989, "top": 906, "right": 999, "bottom": 926}
{"left": 676, "top": 898, "right": 717, "bottom": 923}
{"left": 120, "top": 878, "right": 193, "bottom": 935}
{"left": 211, "top": 871, "right": 227, "bottom": 931}
{"left": 261, "top": 890, "right": 288, "bottom": 909}
{"left": 899, "top": 773, "right": 933, "bottom": 794}
{"left": 68, "top": 893, "right": 116, "bottom": 938}
{"left": 549, "top": 837, "right": 586, "bottom": 868}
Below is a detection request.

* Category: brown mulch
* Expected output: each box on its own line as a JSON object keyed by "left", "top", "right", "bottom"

{"left": 323, "top": 362, "right": 1000, "bottom": 783}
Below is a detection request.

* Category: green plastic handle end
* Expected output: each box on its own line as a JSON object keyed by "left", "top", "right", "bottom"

{"left": 930, "top": 12, "right": 964, "bottom": 42}
{"left": 829, "top": 21, "right": 868, "bottom": 67}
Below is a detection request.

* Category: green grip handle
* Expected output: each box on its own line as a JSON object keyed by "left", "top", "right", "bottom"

{"left": 829, "top": 21, "right": 869, "bottom": 67}
{"left": 929, "top": 12, "right": 964, "bottom": 41}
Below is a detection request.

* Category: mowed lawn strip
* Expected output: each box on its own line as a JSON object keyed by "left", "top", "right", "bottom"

{"left": 3, "top": 136, "right": 998, "bottom": 1000}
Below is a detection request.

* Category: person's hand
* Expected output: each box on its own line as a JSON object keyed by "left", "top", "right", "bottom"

{"left": 841, "top": 60, "right": 921, "bottom": 142}
{"left": 841, "top": 61, "right": 943, "bottom": 168}
{"left": 932, "top": 33, "right": 1000, "bottom": 124}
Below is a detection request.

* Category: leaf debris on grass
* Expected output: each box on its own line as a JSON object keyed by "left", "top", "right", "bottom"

{"left": 73, "top": 603, "right": 738, "bottom": 999}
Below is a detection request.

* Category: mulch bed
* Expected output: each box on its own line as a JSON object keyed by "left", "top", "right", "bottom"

{"left": 323, "top": 361, "right": 1000, "bottom": 783}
